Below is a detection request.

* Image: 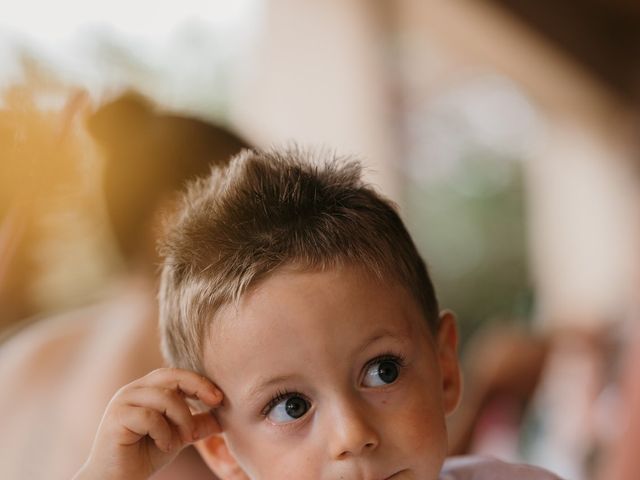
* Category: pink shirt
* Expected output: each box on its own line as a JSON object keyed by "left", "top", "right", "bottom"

{"left": 440, "top": 456, "right": 562, "bottom": 479}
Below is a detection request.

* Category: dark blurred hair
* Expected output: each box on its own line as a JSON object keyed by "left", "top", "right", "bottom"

{"left": 87, "top": 92, "right": 250, "bottom": 265}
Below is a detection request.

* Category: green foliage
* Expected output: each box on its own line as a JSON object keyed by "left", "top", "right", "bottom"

{"left": 405, "top": 153, "right": 532, "bottom": 346}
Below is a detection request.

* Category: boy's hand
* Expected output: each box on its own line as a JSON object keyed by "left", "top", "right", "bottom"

{"left": 74, "top": 368, "right": 223, "bottom": 480}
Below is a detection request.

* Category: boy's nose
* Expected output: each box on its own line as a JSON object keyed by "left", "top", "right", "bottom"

{"left": 328, "top": 398, "right": 380, "bottom": 459}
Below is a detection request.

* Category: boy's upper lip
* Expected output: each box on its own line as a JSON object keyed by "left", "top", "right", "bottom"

{"left": 382, "top": 469, "right": 409, "bottom": 480}
{"left": 340, "top": 468, "right": 403, "bottom": 480}
{"left": 359, "top": 468, "right": 406, "bottom": 480}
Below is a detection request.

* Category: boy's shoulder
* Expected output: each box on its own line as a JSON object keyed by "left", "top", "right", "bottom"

{"left": 440, "top": 456, "right": 563, "bottom": 480}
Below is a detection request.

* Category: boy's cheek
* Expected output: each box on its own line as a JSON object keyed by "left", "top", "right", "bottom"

{"left": 220, "top": 428, "right": 270, "bottom": 479}
{"left": 389, "top": 389, "right": 448, "bottom": 465}
{"left": 218, "top": 415, "right": 260, "bottom": 459}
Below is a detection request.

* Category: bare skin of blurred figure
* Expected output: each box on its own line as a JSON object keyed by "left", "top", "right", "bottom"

{"left": 0, "top": 93, "right": 249, "bottom": 480}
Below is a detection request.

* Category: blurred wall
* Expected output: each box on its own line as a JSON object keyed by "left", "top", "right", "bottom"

{"left": 228, "top": 0, "right": 401, "bottom": 201}
{"left": 526, "top": 116, "right": 640, "bottom": 329}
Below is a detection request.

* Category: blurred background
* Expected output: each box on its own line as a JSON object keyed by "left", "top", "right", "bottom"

{"left": 1, "top": 1, "right": 639, "bottom": 479}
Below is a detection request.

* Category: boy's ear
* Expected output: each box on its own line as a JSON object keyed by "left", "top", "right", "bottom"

{"left": 436, "top": 310, "right": 462, "bottom": 415}
{"left": 194, "top": 434, "right": 248, "bottom": 480}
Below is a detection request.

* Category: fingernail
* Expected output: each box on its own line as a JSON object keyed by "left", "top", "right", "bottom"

{"left": 206, "top": 392, "right": 222, "bottom": 405}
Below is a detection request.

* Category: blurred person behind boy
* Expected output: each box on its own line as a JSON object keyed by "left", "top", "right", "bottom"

{"left": 0, "top": 91, "right": 249, "bottom": 480}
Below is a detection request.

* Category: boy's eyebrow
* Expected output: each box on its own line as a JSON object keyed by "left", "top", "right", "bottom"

{"left": 355, "top": 326, "right": 413, "bottom": 352}
{"left": 243, "top": 329, "right": 410, "bottom": 402}
{"left": 245, "top": 374, "right": 299, "bottom": 401}
{"left": 362, "top": 330, "right": 405, "bottom": 348}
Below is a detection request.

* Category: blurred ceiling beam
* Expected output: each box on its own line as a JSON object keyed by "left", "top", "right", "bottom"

{"left": 398, "top": 0, "right": 637, "bottom": 142}
{"left": 487, "top": 0, "right": 640, "bottom": 106}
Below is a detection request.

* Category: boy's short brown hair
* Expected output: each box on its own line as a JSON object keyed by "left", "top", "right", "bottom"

{"left": 158, "top": 147, "right": 439, "bottom": 372}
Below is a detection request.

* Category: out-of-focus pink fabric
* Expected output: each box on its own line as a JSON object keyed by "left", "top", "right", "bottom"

{"left": 598, "top": 327, "right": 640, "bottom": 480}
{"left": 440, "top": 456, "right": 563, "bottom": 479}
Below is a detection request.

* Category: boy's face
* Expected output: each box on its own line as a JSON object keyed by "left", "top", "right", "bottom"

{"left": 198, "top": 265, "right": 461, "bottom": 480}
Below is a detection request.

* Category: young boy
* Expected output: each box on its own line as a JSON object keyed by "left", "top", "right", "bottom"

{"left": 74, "top": 147, "right": 561, "bottom": 479}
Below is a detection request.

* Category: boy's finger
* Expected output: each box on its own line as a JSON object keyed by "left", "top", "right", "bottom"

{"left": 190, "top": 411, "right": 222, "bottom": 440}
{"left": 142, "top": 368, "right": 223, "bottom": 406}
{"left": 123, "top": 387, "right": 197, "bottom": 443}
{"left": 114, "top": 405, "right": 175, "bottom": 453}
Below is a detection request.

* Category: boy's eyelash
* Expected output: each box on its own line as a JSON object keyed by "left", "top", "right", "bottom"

{"left": 261, "top": 389, "right": 302, "bottom": 417}
{"left": 366, "top": 351, "right": 407, "bottom": 370}
{"left": 260, "top": 352, "right": 407, "bottom": 416}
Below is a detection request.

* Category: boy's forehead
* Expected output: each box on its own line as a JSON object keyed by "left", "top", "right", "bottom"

{"left": 201, "top": 265, "right": 433, "bottom": 375}
{"left": 215, "top": 264, "right": 422, "bottom": 327}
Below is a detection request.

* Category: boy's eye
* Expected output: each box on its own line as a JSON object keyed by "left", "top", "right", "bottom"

{"left": 362, "top": 357, "right": 401, "bottom": 387}
{"left": 265, "top": 394, "right": 311, "bottom": 424}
